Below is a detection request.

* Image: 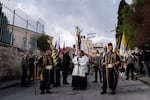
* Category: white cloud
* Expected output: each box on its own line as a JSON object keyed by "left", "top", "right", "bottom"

{"left": 13, "top": 0, "right": 124, "bottom": 48}
{"left": 111, "top": 0, "right": 118, "bottom": 5}
{"left": 126, "top": 0, "right": 133, "bottom": 4}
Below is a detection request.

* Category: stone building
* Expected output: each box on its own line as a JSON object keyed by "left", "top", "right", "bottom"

{"left": 81, "top": 39, "right": 93, "bottom": 56}
{"left": 92, "top": 43, "right": 103, "bottom": 53}
{"left": 8, "top": 25, "right": 53, "bottom": 51}
{"left": 81, "top": 40, "right": 104, "bottom": 57}
{"left": 75, "top": 39, "right": 104, "bottom": 57}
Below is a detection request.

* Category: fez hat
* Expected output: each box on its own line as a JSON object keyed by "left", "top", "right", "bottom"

{"left": 45, "top": 49, "right": 50, "bottom": 52}
{"left": 108, "top": 43, "right": 112, "bottom": 46}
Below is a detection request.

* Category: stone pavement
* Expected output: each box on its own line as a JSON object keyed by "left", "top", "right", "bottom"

{"left": 0, "top": 74, "right": 150, "bottom": 100}
{"left": 0, "top": 75, "right": 150, "bottom": 90}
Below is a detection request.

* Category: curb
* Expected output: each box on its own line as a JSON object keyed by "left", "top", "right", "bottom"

{"left": 0, "top": 83, "right": 20, "bottom": 90}
{"left": 138, "top": 79, "right": 150, "bottom": 87}
{"left": 0, "top": 80, "right": 20, "bottom": 90}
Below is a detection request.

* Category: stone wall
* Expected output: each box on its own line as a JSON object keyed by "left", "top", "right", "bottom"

{"left": 0, "top": 46, "right": 22, "bottom": 82}
{"left": 8, "top": 25, "right": 53, "bottom": 51}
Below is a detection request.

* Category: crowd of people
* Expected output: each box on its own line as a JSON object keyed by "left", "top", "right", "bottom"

{"left": 21, "top": 42, "right": 150, "bottom": 95}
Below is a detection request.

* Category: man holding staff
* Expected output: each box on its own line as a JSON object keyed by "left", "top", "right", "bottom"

{"left": 101, "top": 43, "right": 120, "bottom": 95}
{"left": 37, "top": 49, "right": 54, "bottom": 94}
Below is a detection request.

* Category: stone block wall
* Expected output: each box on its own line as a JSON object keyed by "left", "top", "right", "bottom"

{"left": 0, "top": 46, "right": 22, "bottom": 82}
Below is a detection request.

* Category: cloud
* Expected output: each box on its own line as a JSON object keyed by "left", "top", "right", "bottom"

{"left": 14, "top": 0, "right": 123, "bottom": 47}
{"left": 126, "top": 0, "right": 133, "bottom": 4}
{"left": 47, "top": 26, "right": 75, "bottom": 47}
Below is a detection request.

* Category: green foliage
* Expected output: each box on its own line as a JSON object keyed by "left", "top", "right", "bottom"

{"left": 133, "top": 0, "right": 144, "bottom": 5}
{"left": 117, "top": 0, "right": 150, "bottom": 49}
{"left": 116, "top": 3, "right": 134, "bottom": 49}
{"left": 37, "top": 34, "right": 51, "bottom": 51}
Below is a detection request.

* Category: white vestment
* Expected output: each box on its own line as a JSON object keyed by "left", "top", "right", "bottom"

{"left": 72, "top": 56, "right": 88, "bottom": 77}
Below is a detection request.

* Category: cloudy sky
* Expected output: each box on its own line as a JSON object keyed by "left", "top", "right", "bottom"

{"left": 14, "top": 0, "right": 132, "bottom": 47}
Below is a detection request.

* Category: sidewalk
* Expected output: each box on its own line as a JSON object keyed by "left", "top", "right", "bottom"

{"left": 138, "top": 75, "right": 150, "bottom": 86}
{"left": 0, "top": 79, "right": 20, "bottom": 90}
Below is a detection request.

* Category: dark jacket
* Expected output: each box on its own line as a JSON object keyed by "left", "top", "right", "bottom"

{"left": 63, "top": 53, "right": 71, "bottom": 68}
{"left": 142, "top": 50, "right": 150, "bottom": 62}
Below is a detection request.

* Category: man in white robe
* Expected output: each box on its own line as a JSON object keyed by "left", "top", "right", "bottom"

{"left": 72, "top": 50, "right": 88, "bottom": 90}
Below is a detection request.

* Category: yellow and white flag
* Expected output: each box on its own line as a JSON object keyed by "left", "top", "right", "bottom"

{"left": 120, "top": 33, "right": 127, "bottom": 55}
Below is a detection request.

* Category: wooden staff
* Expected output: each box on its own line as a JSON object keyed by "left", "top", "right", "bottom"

{"left": 105, "top": 65, "right": 109, "bottom": 92}
{"left": 102, "top": 58, "right": 109, "bottom": 92}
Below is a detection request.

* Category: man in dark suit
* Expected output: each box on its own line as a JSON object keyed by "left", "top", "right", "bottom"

{"left": 28, "top": 54, "right": 35, "bottom": 85}
{"left": 62, "top": 50, "right": 71, "bottom": 84}
{"left": 99, "top": 46, "right": 107, "bottom": 83}
{"left": 21, "top": 54, "right": 29, "bottom": 87}
{"left": 92, "top": 50, "right": 102, "bottom": 83}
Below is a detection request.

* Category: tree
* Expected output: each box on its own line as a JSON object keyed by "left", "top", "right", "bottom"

{"left": 129, "top": 0, "right": 150, "bottom": 49}
{"left": 116, "top": 0, "right": 134, "bottom": 49}
{"left": 37, "top": 34, "right": 51, "bottom": 51}
{"left": 116, "top": 0, "right": 150, "bottom": 49}
{"left": 132, "top": 0, "right": 144, "bottom": 5}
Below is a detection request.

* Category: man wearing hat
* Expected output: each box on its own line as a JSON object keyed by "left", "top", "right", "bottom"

{"left": 37, "top": 49, "right": 54, "bottom": 94}
{"left": 101, "top": 43, "right": 120, "bottom": 95}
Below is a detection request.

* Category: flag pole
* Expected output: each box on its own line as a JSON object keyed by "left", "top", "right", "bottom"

{"left": 75, "top": 26, "right": 82, "bottom": 74}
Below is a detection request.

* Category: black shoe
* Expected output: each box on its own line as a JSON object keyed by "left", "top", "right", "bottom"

{"left": 53, "top": 84, "right": 57, "bottom": 87}
{"left": 72, "top": 87, "right": 77, "bottom": 90}
{"left": 55, "top": 83, "right": 61, "bottom": 87}
{"left": 80, "top": 88, "right": 86, "bottom": 90}
{"left": 46, "top": 91, "right": 53, "bottom": 94}
{"left": 111, "top": 91, "right": 116, "bottom": 95}
{"left": 41, "top": 91, "right": 45, "bottom": 95}
{"left": 101, "top": 91, "right": 106, "bottom": 94}
{"left": 126, "top": 78, "right": 129, "bottom": 80}
{"left": 21, "top": 84, "right": 28, "bottom": 87}
{"left": 54, "top": 84, "right": 60, "bottom": 87}
{"left": 28, "top": 82, "right": 31, "bottom": 85}
{"left": 93, "top": 81, "right": 97, "bottom": 83}
{"left": 63, "top": 80, "right": 68, "bottom": 84}
{"left": 63, "top": 82, "right": 69, "bottom": 85}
